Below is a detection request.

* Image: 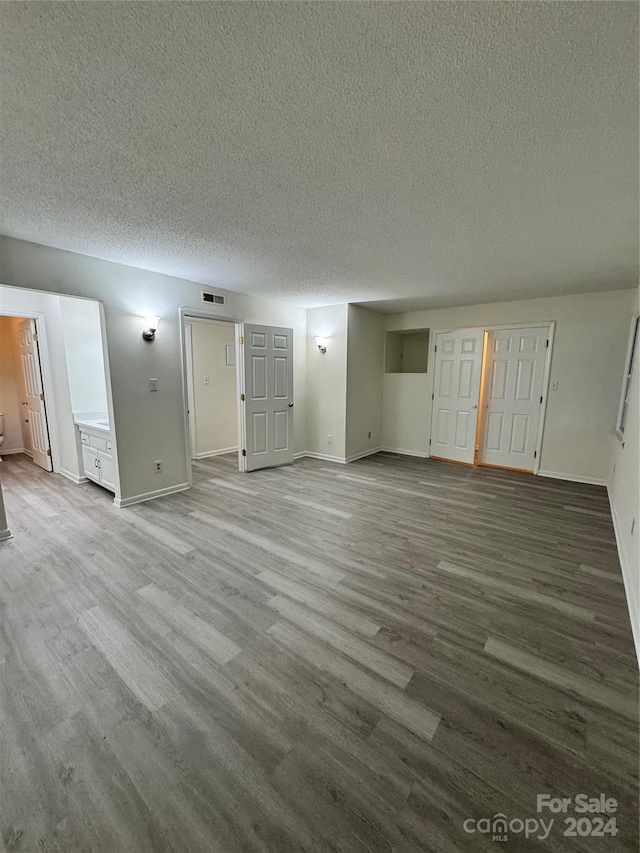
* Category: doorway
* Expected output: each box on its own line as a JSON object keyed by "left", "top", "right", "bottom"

{"left": 185, "top": 318, "right": 240, "bottom": 462}
{"left": 430, "top": 323, "right": 554, "bottom": 473}
{"left": 0, "top": 315, "right": 52, "bottom": 470}
{"left": 181, "top": 312, "right": 296, "bottom": 481}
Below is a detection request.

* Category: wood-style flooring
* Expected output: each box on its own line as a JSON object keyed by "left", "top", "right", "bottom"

{"left": 0, "top": 452, "right": 637, "bottom": 852}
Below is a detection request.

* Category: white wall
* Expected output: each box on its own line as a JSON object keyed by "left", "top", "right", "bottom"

{"left": 0, "top": 286, "right": 81, "bottom": 482}
{"left": 383, "top": 289, "right": 637, "bottom": 483}
{"left": 189, "top": 320, "right": 237, "bottom": 457}
{"left": 60, "top": 297, "right": 108, "bottom": 415}
{"left": 345, "top": 305, "right": 384, "bottom": 460}
{"left": 0, "top": 316, "right": 23, "bottom": 453}
{"left": 609, "top": 285, "right": 640, "bottom": 663}
{"left": 306, "top": 304, "right": 348, "bottom": 460}
{"left": 0, "top": 236, "right": 307, "bottom": 504}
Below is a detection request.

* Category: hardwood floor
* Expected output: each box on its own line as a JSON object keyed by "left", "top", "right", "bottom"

{"left": 0, "top": 451, "right": 637, "bottom": 852}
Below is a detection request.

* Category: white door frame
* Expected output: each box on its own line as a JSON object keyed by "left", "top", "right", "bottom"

{"left": 428, "top": 321, "right": 555, "bottom": 474}
{"left": 179, "top": 308, "right": 244, "bottom": 488}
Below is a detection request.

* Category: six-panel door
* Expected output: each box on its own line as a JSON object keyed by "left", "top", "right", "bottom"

{"left": 478, "top": 327, "right": 549, "bottom": 471}
{"left": 242, "top": 324, "right": 294, "bottom": 472}
{"left": 430, "top": 330, "right": 485, "bottom": 464}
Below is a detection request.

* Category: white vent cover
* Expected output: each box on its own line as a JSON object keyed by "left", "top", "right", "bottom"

{"left": 201, "top": 291, "right": 225, "bottom": 305}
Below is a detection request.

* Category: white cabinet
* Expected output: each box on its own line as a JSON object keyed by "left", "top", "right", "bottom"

{"left": 79, "top": 428, "right": 115, "bottom": 493}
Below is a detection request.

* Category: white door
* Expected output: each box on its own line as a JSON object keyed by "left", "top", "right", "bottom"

{"left": 240, "top": 324, "right": 294, "bottom": 472}
{"left": 98, "top": 451, "right": 116, "bottom": 490}
{"left": 478, "top": 326, "right": 549, "bottom": 471}
{"left": 18, "top": 319, "right": 52, "bottom": 472}
{"left": 430, "top": 329, "right": 484, "bottom": 464}
{"left": 82, "top": 444, "right": 100, "bottom": 483}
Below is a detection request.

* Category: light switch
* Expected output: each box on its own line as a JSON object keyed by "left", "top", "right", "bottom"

{"left": 149, "top": 378, "right": 158, "bottom": 392}
{"left": 203, "top": 375, "right": 210, "bottom": 385}
{"left": 551, "top": 380, "right": 559, "bottom": 391}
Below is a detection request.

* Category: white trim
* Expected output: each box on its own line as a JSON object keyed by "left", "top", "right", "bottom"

{"left": 608, "top": 485, "right": 640, "bottom": 668}
{"left": 344, "top": 447, "right": 382, "bottom": 463}
{"left": 196, "top": 446, "right": 238, "bottom": 459}
{"left": 113, "top": 482, "right": 190, "bottom": 508}
{"left": 0, "top": 447, "right": 26, "bottom": 456}
{"left": 59, "top": 467, "right": 88, "bottom": 485}
{"left": 538, "top": 470, "right": 608, "bottom": 487}
{"left": 303, "top": 451, "right": 348, "bottom": 464}
{"left": 0, "top": 528, "right": 12, "bottom": 542}
{"left": 381, "top": 447, "right": 428, "bottom": 458}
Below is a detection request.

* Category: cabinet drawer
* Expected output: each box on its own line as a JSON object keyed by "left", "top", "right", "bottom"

{"left": 89, "top": 434, "right": 109, "bottom": 452}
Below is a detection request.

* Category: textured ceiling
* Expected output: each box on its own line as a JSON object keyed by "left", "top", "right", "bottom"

{"left": 1, "top": 2, "right": 638, "bottom": 312}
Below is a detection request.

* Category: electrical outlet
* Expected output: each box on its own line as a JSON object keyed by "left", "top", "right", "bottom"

{"left": 149, "top": 378, "right": 158, "bottom": 392}
{"left": 203, "top": 375, "right": 210, "bottom": 385}
{"left": 327, "top": 434, "right": 332, "bottom": 445}
{"left": 154, "top": 460, "right": 162, "bottom": 472}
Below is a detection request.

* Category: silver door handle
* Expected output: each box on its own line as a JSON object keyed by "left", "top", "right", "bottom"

{"left": 472, "top": 404, "right": 478, "bottom": 409}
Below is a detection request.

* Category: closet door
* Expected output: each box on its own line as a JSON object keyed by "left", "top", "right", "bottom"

{"left": 478, "top": 326, "right": 549, "bottom": 471}
{"left": 430, "top": 330, "right": 484, "bottom": 464}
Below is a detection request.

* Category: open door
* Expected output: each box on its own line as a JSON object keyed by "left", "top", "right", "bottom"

{"left": 18, "top": 318, "right": 52, "bottom": 472}
{"left": 477, "top": 326, "right": 550, "bottom": 472}
{"left": 239, "top": 324, "right": 294, "bottom": 472}
{"left": 430, "top": 329, "right": 484, "bottom": 464}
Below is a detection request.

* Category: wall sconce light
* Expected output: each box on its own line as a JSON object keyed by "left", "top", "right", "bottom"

{"left": 314, "top": 336, "right": 327, "bottom": 354}
{"left": 142, "top": 315, "right": 160, "bottom": 342}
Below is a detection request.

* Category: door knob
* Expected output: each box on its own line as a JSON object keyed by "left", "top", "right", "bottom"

{"left": 472, "top": 404, "right": 478, "bottom": 409}
{"left": 288, "top": 403, "right": 294, "bottom": 407}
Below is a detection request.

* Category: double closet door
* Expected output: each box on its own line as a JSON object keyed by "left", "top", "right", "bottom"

{"left": 430, "top": 326, "right": 550, "bottom": 472}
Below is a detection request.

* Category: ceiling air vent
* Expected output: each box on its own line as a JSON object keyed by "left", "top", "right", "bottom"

{"left": 202, "top": 291, "right": 225, "bottom": 305}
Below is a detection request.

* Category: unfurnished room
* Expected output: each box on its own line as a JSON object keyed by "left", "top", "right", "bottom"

{"left": 0, "top": 2, "right": 638, "bottom": 851}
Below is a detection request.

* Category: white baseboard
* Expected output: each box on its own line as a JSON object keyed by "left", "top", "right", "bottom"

{"left": 114, "top": 482, "right": 190, "bottom": 508}
{"left": 608, "top": 486, "right": 640, "bottom": 669}
{"left": 196, "top": 447, "right": 238, "bottom": 459}
{"left": 59, "top": 468, "right": 88, "bottom": 485}
{"left": 345, "top": 447, "right": 382, "bottom": 463}
{"left": 0, "top": 447, "right": 26, "bottom": 457}
{"left": 381, "top": 446, "right": 428, "bottom": 459}
{"left": 303, "top": 451, "right": 348, "bottom": 464}
{"left": 0, "top": 528, "right": 13, "bottom": 542}
{"left": 538, "top": 470, "right": 608, "bottom": 487}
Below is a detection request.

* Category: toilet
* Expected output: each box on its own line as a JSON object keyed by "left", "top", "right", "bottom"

{"left": 0, "top": 413, "right": 4, "bottom": 460}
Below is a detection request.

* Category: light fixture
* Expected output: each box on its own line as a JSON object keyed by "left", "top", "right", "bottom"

{"left": 142, "top": 315, "right": 160, "bottom": 342}
{"left": 314, "top": 336, "right": 327, "bottom": 354}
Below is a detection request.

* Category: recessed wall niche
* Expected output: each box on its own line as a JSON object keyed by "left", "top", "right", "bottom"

{"left": 385, "top": 329, "right": 430, "bottom": 373}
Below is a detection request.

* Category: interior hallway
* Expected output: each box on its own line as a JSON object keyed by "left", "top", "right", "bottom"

{"left": 0, "top": 452, "right": 637, "bottom": 851}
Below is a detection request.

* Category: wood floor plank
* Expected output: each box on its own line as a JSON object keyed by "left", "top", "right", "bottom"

{"left": 77, "top": 605, "right": 177, "bottom": 712}
{"left": 268, "top": 620, "right": 440, "bottom": 742}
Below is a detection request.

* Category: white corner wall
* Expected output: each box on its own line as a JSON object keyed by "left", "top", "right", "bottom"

{"left": 345, "top": 305, "right": 384, "bottom": 460}
{"left": 189, "top": 320, "right": 238, "bottom": 457}
{"left": 383, "top": 289, "right": 637, "bottom": 484}
{"left": 609, "top": 285, "right": 640, "bottom": 664}
{"left": 60, "top": 297, "right": 108, "bottom": 414}
{"left": 306, "top": 304, "right": 348, "bottom": 460}
{"left": 0, "top": 236, "right": 307, "bottom": 504}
